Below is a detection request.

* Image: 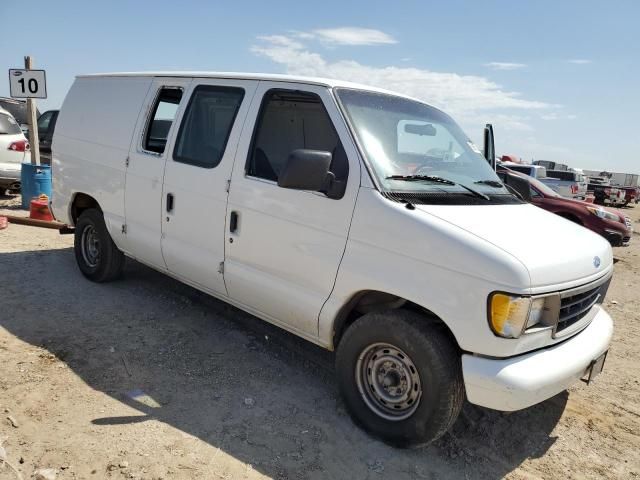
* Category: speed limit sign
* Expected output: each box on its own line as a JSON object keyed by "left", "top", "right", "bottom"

{"left": 9, "top": 69, "right": 47, "bottom": 99}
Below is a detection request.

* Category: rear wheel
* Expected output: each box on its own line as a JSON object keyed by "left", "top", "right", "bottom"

{"left": 336, "top": 310, "right": 464, "bottom": 447}
{"left": 74, "top": 208, "right": 124, "bottom": 282}
{"left": 0, "top": 187, "right": 6, "bottom": 196}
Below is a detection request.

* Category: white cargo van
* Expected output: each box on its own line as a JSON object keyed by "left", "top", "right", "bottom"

{"left": 52, "top": 72, "right": 614, "bottom": 446}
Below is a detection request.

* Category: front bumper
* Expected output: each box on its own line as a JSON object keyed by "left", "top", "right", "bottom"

{"left": 462, "top": 306, "right": 613, "bottom": 411}
{"left": 603, "top": 229, "right": 632, "bottom": 247}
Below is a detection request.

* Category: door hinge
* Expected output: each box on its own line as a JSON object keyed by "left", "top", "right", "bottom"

{"left": 218, "top": 261, "right": 224, "bottom": 274}
{"left": 125, "top": 156, "right": 130, "bottom": 167}
{"left": 121, "top": 224, "right": 127, "bottom": 234}
{"left": 226, "top": 179, "right": 231, "bottom": 193}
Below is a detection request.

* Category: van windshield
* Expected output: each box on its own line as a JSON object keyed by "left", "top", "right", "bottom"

{"left": 335, "top": 89, "right": 512, "bottom": 201}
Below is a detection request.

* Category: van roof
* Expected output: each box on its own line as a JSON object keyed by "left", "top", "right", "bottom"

{"left": 77, "top": 71, "right": 432, "bottom": 106}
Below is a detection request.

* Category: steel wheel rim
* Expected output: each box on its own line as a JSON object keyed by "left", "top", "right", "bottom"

{"left": 80, "top": 224, "right": 101, "bottom": 268}
{"left": 356, "top": 342, "right": 422, "bottom": 421}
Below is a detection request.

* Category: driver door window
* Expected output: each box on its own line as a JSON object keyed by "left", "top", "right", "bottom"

{"left": 247, "top": 89, "right": 348, "bottom": 198}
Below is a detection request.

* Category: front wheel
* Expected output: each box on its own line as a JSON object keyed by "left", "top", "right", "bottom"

{"left": 335, "top": 310, "right": 464, "bottom": 447}
{"left": 74, "top": 208, "right": 125, "bottom": 282}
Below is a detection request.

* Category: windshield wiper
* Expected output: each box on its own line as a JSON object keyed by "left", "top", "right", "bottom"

{"left": 474, "top": 180, "right": 503, "bottom": 188}
{"left": 386, "top": 175, "right": 490, "bottom": 200}
{"left": 386, "top": 174, "right": 455, "bottom": 185}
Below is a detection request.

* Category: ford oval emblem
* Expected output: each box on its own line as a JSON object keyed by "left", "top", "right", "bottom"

{"left": 593, "top": 256, "right": 601, "bottom": 268}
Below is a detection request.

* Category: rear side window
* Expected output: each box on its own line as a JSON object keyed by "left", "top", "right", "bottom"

{"left": 247, "top": 89, "right": 348, "bottom": 197}
{"left": 0, "top": 113, "right": 22, "bottom": 135}
{"left": 173, "top": 86, "right": 244, "bottom": 168}
{"left": 143, "top": 88, "right": 183, "bottom": 154}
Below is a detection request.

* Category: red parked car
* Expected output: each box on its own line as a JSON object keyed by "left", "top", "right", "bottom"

{"left": 498, "top": 167, "right": 633, "bottom": 246}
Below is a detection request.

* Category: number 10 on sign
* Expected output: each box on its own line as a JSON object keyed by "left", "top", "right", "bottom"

{"left": 9, "top": 69, "right": 47, "bottom": 99}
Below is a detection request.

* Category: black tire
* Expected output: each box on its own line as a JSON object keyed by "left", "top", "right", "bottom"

{"left": 336, "top": 310, "right": 464, "bottom": 447}
{"left": 74, "top": 208, "right": 125, "bottom": 282}
{"left": 0, "top": 187, "right": 6, "bottom": 196}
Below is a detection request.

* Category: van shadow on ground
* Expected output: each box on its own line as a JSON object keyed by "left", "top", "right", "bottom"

{"left": 0, "top": 247, "right": 567, "bottom": 480}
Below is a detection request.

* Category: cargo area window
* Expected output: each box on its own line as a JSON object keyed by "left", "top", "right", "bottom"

{"left": 247, "top": 89, "right": 348, "bottom": 198}
{"left": 173, "top": 85, "right": 245, "bottom": 168}
{"left": 143, "top": 87, "right": 183, "bottom": 154}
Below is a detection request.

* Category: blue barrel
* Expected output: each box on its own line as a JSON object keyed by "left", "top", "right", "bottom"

{"left": 20, "top": 163, "right": 52, "bottom": 209}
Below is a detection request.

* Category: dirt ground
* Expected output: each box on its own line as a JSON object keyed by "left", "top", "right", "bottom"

{"left": 0, "top": 193, "right": 638, "bottom": 480}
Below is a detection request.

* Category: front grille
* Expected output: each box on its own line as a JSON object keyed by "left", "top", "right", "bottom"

{"left": 557, "top": 279, "right": 610, "bottom": 333}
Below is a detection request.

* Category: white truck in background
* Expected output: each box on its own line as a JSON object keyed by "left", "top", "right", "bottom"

{"left": 51, "top": 72, "right": 614, "bottom": 447}
{"left": 540, "top": 170, "right": 588, "bottom": 199}
{"left": 498, "top": 161, "right": 547, "bottom": 179}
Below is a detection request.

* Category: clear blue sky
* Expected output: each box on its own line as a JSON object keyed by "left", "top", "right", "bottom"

{"left": 1, "top": 0, "right": 638, "bottom": 173}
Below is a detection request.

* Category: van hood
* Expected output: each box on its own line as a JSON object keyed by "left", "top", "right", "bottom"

{"left": 416, "top": 203, "right": 613, "bottom": 288}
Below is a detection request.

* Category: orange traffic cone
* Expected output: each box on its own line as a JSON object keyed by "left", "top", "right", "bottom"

{"left": 29, "top": 194, "right": 54, "bottom": 221}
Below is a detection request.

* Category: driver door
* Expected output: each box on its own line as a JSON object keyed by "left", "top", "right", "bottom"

{"left": 223, "top": 82, "right": 360, "bottom": 338}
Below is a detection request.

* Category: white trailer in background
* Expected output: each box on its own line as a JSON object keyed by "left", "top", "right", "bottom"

{"left": 582, "top": 169, "right": 640, "bottom": 187}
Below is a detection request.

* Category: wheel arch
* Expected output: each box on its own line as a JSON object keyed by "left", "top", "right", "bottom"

{"left": 557, "top": 211, "right": 583, "bottom": 225}
{"left": 330, "top": 290, "right": 460, "bottom": 352}
{"left": 70, "top": 192, "right": 101, "bottom": 226}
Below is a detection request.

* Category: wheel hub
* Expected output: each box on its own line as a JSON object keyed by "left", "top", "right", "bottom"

{"left": 356, "top": 343, "right": 422, "bottom": 421}
{"left": 81, "top": 225, "right": 101, "bottom": 268}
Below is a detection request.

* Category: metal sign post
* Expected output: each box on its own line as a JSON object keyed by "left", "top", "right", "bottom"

{"left": 8, "top": 57, "right": 47, "bottom": 165}
{"left": 25, "top": 56, "right": 40, "bottom": 166}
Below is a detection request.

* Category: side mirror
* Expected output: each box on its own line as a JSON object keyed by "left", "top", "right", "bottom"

{"left": 483, "top": 123, "right": 496, "bottom": 170}
{"left": 504, "top": 172, "right": 532, "bottom": 202}
{"left": 278, "top": 149, "right": 335, "bottom": 193}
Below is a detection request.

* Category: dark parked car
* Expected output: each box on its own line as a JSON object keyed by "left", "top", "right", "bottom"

{"left": 37, "top": 110, "right": 59, "bottom": 165}
{"left": 498, "top": 166, "right": 632, "bottom": 247}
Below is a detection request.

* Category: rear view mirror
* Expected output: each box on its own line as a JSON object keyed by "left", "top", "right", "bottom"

{"left": 278, "top": 149, "right": 335, "bottom": 193}
{"left": 404, "top": 123, "right": 436, "bottom": 136}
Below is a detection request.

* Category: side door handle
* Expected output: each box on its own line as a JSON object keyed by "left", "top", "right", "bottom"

{"left": 166, "top": 193, "right": 174, "bottom": 213}
{"left": 229, "top": 211, "right": 238, "bottom": 233}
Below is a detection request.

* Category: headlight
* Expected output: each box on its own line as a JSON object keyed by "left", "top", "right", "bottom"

{"left": 488, "top": 293, "right": 546, "bottom": 338}
{"left": 586, "top": 206, "right": 621, "bottom": 222}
